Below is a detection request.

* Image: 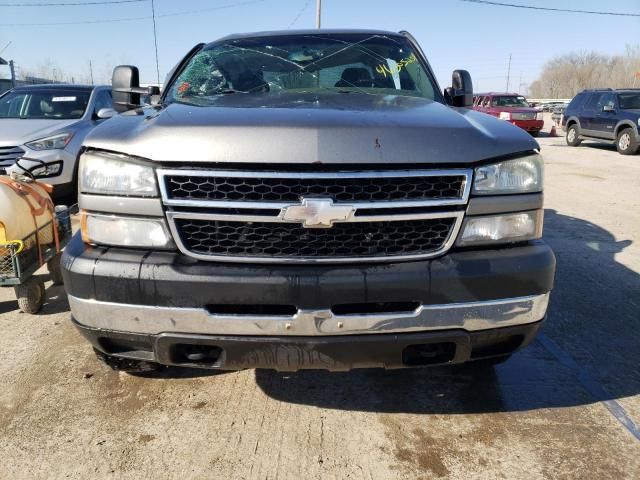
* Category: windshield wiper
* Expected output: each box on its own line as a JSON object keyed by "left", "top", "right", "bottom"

{"left": 211, "top": 88, "right": 246, "bottom": 95}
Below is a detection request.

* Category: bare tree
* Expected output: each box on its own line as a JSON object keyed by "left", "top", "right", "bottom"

{"left": 530, "top": 45, "right": 640, "bottom": 98}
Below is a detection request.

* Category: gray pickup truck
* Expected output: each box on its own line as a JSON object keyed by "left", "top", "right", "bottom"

{"left": 62, "top": 29, "right": 555, "bottom": 372}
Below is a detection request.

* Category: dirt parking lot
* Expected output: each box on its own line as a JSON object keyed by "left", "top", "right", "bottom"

{"left": 1, "top": 124, "right": 639, "bottom": 479}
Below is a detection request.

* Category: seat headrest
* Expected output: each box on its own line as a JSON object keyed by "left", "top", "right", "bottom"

{"left": 340, "top": 68, "right": 372, "bottom": 84}
{"left": 40, "top": 99, "right": 53, "bottom": 114}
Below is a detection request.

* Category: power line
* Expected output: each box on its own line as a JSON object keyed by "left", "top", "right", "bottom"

{"left": 0, "top": 0, "right": 265, "bottom": 26}
{"left": 287, "top": 0, "right": 311, "bottom": 29}
{"left": 0, "top": 0, "right": 146, "bottom": 6}
{"left": 461, "top": 0, "right": 640, "bottom": 17}
{"left": 0, "top": 41, "right": 12, "bottom": 56}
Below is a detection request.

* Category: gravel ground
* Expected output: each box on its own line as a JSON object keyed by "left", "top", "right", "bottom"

{"left": 1, "top": 122, "right": 639, "bottom": 479}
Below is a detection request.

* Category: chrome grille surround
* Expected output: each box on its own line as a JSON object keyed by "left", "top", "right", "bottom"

{"left": 158, "top": 168, "right": 472, "bottom": 264}
{"left": 511, "top": 112, "right": 537, "bottom": 121}
{"left": 163, "top": 171, "right": 467, "bottom": 203}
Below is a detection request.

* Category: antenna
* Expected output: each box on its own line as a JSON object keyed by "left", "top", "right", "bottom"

{"left": 151, "top": 0, "right": 161, "bottom": 84}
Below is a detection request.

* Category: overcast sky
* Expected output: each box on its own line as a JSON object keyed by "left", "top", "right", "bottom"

{"left": 1, "top": 0, "right": 638, "bottom": 92}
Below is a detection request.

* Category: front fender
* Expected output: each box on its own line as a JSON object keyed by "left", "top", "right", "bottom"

{"left": 614, "top": 120, "right": 639, "bottom": 139}
{"left": 562, "top": 116, "right": 581, "bottom": 132}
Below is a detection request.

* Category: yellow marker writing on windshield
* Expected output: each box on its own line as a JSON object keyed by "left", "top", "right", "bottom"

{"left": 376, "top": 54, "right": 417, "bottom": 78}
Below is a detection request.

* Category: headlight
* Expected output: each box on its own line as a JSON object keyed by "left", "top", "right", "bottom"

{"left": 25, "top": 132, "right": 73, "bottom": 150}
{"left": 499, "top": 112, "right": 511, "bottom": 120}
{"left": 81, "top": 211, "right": 174, "bottom": 249}
{"left": 536, "top": 111, "right": 544, "bottom": 121}
{"left": 473, "top": 154, "right": 543, "bottom": 195}
{"left": 456, "top": 210, "right": 542, "bottom": 247}
{"left": 80, "top": 150, "right": 158, "bottom": 197}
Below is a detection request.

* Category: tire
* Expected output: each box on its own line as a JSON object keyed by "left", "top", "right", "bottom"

{"left": 93, "top": 348, "right": 162, "bottom": 374}
{"left": 566, "top": 124, "right": 581, "bottom": 146}
{"left": 616, "top": 128, "right": 639, "bottom": 155}
{"left": 47, "top": 254, "right": 64, "bottom": 285}
{"left": 530, "top": 130, "right": 540, "bottom": 137}
{"left": 14, "top": 278, "right": 45, "bottom": 314}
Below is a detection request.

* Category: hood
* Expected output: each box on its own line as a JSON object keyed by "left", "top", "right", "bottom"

{"left": 85, "top": 92, "right": 538, "bottom": 165}
{"left": 0, "top": 118, "right": 79, "bottom": 146}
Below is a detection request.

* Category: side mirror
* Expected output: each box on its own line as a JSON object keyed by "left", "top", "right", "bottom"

{"left": 96, "top": 107, "right": 117, "bottom": 119}
{"left": 603, "top": 105, "right": 615, "bottom": 112}
{"left": 445, "top": 69, "right": 473, "bottom": 107}
{"left": 112, "top": 65, "right": 143, "bottom": 113}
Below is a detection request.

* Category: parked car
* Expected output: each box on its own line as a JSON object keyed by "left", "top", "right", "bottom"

{"left": 0, "top": 84, "right": 114, "bottom": 199}
{"left": 562, "top": 88, "right": 640, "bottom": 155}
{"left": 473, "top": 92, "right": 544, "bottom": 136}
{"left": 62, "top": 29, "right": 555, "bottom": 373}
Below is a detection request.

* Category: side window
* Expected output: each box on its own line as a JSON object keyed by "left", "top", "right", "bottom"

{"left": 93, "top": 90, "right": 112, "bottom": 114}
{"left": 475, "top": 96, "right": 484, "bottom": 107}
{"left": 584, "top": 93, "right": 603, "bottom": 110}
{"left": 600, "top": 93, "right": 615, "bottom": 110}
{"left": 482, "top": 96, "right": 491, "bottom": 107}
{"left": 0, "top": 93, "right": 27, "bottom": 116}
{"left": 567, "top": 93, "right": 586, "bottom": 112}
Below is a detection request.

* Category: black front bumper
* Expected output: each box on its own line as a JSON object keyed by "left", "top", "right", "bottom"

{"left": 62, "top": 234, "right": 555, "bottom": 371}
{"left": 73, "top": 318, "right": 544, "bottom": 371}
{"left": 62, "top": 234, "right": 555, "bottom": 308}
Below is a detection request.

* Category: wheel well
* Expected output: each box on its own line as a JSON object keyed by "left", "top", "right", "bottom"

{"left": 615, "top": 124, "right": 633, "bottom": 137}
{"left": 567, "top": 119, "right": 578, "bottom": 128}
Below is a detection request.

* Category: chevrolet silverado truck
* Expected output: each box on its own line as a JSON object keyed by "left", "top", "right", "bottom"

{"left": 61, "top": 30, "right": 555, "bottom": 373}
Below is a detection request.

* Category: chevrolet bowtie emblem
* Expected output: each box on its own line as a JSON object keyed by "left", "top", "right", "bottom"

{"left": 280, "top": 198, "right": 356, "bottom": 228}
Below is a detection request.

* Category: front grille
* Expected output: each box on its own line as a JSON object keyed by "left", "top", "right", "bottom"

{"left": 160, "top": 168, "right": 471, "bottom": 263}
{"left": 0, "top": 146, "right": 25, "bottom": 165}
{"left": 511, "top": 112, "right": 536, "bottom": 121}
{"left": 164, "top": 173, "right": 466, "bottom": 203}
{"left": 174, "top": 217, "right": 457, "bottom": 260}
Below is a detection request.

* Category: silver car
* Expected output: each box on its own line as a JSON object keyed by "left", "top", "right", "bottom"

{"left": 0, "top": 84, "right": 114, "bottom": 199}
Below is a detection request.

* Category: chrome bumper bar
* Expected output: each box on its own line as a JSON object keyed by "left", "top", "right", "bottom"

{"left": 68, "top": 293, "right": 549, "bottom": 337}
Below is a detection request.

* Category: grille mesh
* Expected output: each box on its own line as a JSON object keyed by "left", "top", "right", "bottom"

{"left": 165, "top": 174, "right": 466, "bottom": 203}
{"left": 175, "top": 218, "right": 456, "bottom": 259}
{"left": 511, "top": 112, "right": 537, "bottom": 121}
{"left": 0, "top": 146, "right": 25, "bottom": 164}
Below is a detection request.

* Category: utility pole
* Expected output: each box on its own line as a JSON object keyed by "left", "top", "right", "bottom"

{"left": 316, "top": 0, "right": 322, "bottom": 29}
{"left": 9, "top": 60, "right": 16, "bottom": 88}
{"left": 151, "top": 0, "right": 161, "bottom": 84}
{"left": 89, "top": 60, "right": 94, "bottom": 85}
{"left": 505, "top": 53, "right": 512, "bottom": 92}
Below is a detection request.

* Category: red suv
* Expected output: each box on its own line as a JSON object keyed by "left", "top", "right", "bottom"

{"left": 473, "top": 93, "right": 544, "bottom": 137}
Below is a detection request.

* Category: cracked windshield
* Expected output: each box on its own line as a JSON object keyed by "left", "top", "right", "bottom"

{"left": 166, "top": 33, "right": 438, "bottom": 105}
